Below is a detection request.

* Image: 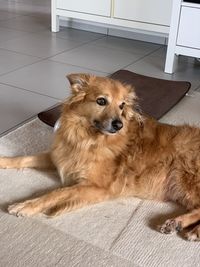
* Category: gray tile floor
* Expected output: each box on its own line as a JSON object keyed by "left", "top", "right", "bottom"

{"left": 0, "top": 0, "right": 200, "bottom": 135}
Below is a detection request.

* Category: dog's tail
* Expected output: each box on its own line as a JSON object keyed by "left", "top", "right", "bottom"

{"left": 0, "top": 152, "right": 55, "bottom": 169}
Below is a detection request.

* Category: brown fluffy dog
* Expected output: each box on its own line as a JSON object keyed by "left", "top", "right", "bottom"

{"left": 1, "top": 73, "right": 200, "bottom": 241}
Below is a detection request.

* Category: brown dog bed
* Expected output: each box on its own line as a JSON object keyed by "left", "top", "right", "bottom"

{"left": 38, "top": 70, "right": 191, "bottom": 127}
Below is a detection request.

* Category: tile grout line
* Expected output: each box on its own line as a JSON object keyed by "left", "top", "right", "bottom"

{"left": 45, "top": 38, "right": 161, "bottom": 74}
{"left": 0, "top": 35, "right": 106, "bottom": 77}
{"left": 0, "top": 80, "right": 62, "bottom": 101}
{"left": 0, "top": 115, "right": 38, "bottom": 138}
{"left": 0, "top": 58, "right": 44, "bottom": 77}
{"left": 0, "top": 53, "right": 45, "bottom": 77}
{"left": 0, "top": 26, "right": 45, "bottom": 36}
{"left": 121, "top": 45, "right": 165, "bottom": 70}
{"left": 0, "top": 30, "right": 166, "bottom": 78}
{"left": 0, "top": 46, "right": 42, "bottom": 59}
{"left": 46, "top": 58, "right": 109, "bottom": 74}
{"left": 0, "top": 38, "right": 82, "bottom": 59}
{"left": 46, "top": 37, "right": 163, "bottom": 62}
{"left": 88, "top": 36, "right": 164, "bottom": 53}
{"left": 0, "top": 44, "right": 167, "bottom": 114}
{"left": 43, "top": 34, "right": 107, "bottom": 61}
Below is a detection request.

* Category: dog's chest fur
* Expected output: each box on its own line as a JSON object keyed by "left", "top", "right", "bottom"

{"left": 50, "top": 132, "right": 122, "bottom": 187}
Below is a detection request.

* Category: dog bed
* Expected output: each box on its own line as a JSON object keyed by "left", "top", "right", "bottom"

{"left": 38, "top": 70, "right": 191, "bottom": 126}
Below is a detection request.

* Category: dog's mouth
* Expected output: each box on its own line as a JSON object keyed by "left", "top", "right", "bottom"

{"left": 93, "top": 119, "right": 123, "bottom": 135}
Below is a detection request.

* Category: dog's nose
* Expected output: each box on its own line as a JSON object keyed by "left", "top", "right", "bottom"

{"left": 112, "top": 119, "right": 123, "bottom": 131}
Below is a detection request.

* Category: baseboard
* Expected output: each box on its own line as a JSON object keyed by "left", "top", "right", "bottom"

{"left": 60, "top": 17, "right": 167, "bottom": 45}
{"left": 60, "top": 17, "right": 108, "bottom": 35}
{"left": 108, "top": 28, "right": 167, "bottom": 45}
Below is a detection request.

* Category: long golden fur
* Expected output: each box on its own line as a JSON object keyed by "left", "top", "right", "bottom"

{"left": 1, "top": 73, "right": 200, "bottom": 241}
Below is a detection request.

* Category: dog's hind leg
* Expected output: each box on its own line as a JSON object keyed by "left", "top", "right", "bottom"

{"left": 0, "top": 152, "right": 55, "bottom": 169}
{"left": 8, "top": 184, "right": 113, "bottom": 217}
{"left": 185, "top": 223, "right": 200, "bottom": 241}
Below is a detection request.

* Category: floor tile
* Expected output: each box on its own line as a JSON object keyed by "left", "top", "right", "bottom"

{"left": 54, "top": 27, "right": 105, "bottom": 43}
{"left": 160, "top": 92, "right": 200, "bottom": 126}
{"left": 11, "top": 0, "right": 50, "bottom": 6}
{"left": 0, "top": 1, "right": 26, "bottom": 15}
{"left": 0, "top": 0, "right": 50, "bottom": 16}
{"left": 150, "top": 46, "right": 200, "bottom": 65}
{"left": 0, "top": 10, "right": 22, "bottom": 21}
{"left": 0, "top": 26, "right": 28, "bottom": 43}
{"left": 196, "top": 85, "right": 200, "bottom": 92}
{"left": 0, "top": 31, "right": 83, "bottom": 57}
{"left": 0, "top": 60, "right": 108, "bottom": 99}
{"left": 171, "top": 64, "right": 200, "bottom": 90}
{"left": 0, "top": 14, "right": 50, "bottom": 33}
{"left": 0, "top": 49, "right": 40, "bottom": 75}
{"left": 0, "top": 83, "right": 57, "bottom": 134}
{"left": 92, "top": 36, "right": 162, "bottom": 55}
{"left": 50, "top": 44, "right": 144, "bottom": 73}
{"left": 126, "top": 49, "right": 200, "bottom": 90}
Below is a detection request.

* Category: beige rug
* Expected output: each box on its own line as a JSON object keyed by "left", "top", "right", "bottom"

{"left": 1, "top": 92, "right": 200, "bottom": 267}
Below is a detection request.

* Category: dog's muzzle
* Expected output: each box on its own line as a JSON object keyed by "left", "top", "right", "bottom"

{"left": 94, "top": 118, "right": 123, "bottom": 134}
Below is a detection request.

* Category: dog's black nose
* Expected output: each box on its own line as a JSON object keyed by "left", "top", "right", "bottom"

{"left": 112, "top": 119, "right": 123, "bottom": 131}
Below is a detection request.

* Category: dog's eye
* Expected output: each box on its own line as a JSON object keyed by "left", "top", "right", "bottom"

{"left": 96, "top": 97, "right": 107, "bottom": 106}
{"left": 119, "top": 102, "right": 125, "bottom": 110}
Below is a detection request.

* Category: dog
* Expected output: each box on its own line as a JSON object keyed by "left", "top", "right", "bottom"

{"left": 0, "top": 73, "right": 200, "bottom": 241}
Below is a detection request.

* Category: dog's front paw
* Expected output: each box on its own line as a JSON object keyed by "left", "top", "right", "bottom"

{"left": 8, "top": 200, "right": 39, "bottom": 217}
{"left": 159, "top": 219, "right": 182, "bottom": 234}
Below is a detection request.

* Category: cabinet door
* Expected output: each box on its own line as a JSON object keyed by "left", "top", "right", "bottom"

{"left": 57, "top": 0, "right": 111, "bottom": 17}
{"left": 114, "top": 0, "right": 173, "bottom": 26}
{"left": 177, "top": 7, "right": 200, "bottom": 49}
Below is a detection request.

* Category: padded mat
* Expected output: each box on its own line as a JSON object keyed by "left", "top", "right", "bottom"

{"left": 38, "top": 70, "right": 191, "bottom": 127}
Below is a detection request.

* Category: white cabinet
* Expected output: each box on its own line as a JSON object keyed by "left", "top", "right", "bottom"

{"left": 177, "top": 6, "right": 200, "bottom": 49}
{"left": 56, "top": 0, "right": 111, "bottom": 17}
{"left": 114, "top": 0, "right": 172, "bottom": 26}
{"left": 51, "top": 0, "right": 173, "bottom": 35}
{"left": 165, "top": 0, "right": 200, "bottom": 73}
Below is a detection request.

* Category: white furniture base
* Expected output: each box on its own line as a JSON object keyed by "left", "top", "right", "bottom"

{"left": 165, "top": 0, "right": 200, "bottom": 74}
{"left": 51, "top": 0, "right": 173, "bottom": 36}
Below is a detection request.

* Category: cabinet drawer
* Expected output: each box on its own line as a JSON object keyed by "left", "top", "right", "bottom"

{"left": 177, "top": 6, "right": 200, "bottom": 49}
{"left": 57, "top": 0, "right": 111, "bottom": 17}
{"left": 114, "top": 0, "right": 173, "bottom": 26}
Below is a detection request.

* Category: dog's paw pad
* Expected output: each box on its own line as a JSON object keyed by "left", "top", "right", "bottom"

{"left": 159, "top": 219, "right": 182, "bottom": 234}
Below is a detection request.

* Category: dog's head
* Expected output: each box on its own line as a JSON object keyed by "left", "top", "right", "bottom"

{"left": 66, "top": 73, "right": 141, "bottom": 135}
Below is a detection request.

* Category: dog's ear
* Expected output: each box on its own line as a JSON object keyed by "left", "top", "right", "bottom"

{"left": 124, "top": 84, "right": 137, "bottom": 105}
{"left": 67, "top": 73, "right": 91, "bottom": 93}
{"left": 123, "top": 84, "right": 144, "bottom": 123}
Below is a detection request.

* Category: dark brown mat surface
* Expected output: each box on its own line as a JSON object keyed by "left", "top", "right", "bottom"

{"left": 38, "top": 70, "right": 191, "bottom": 127}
